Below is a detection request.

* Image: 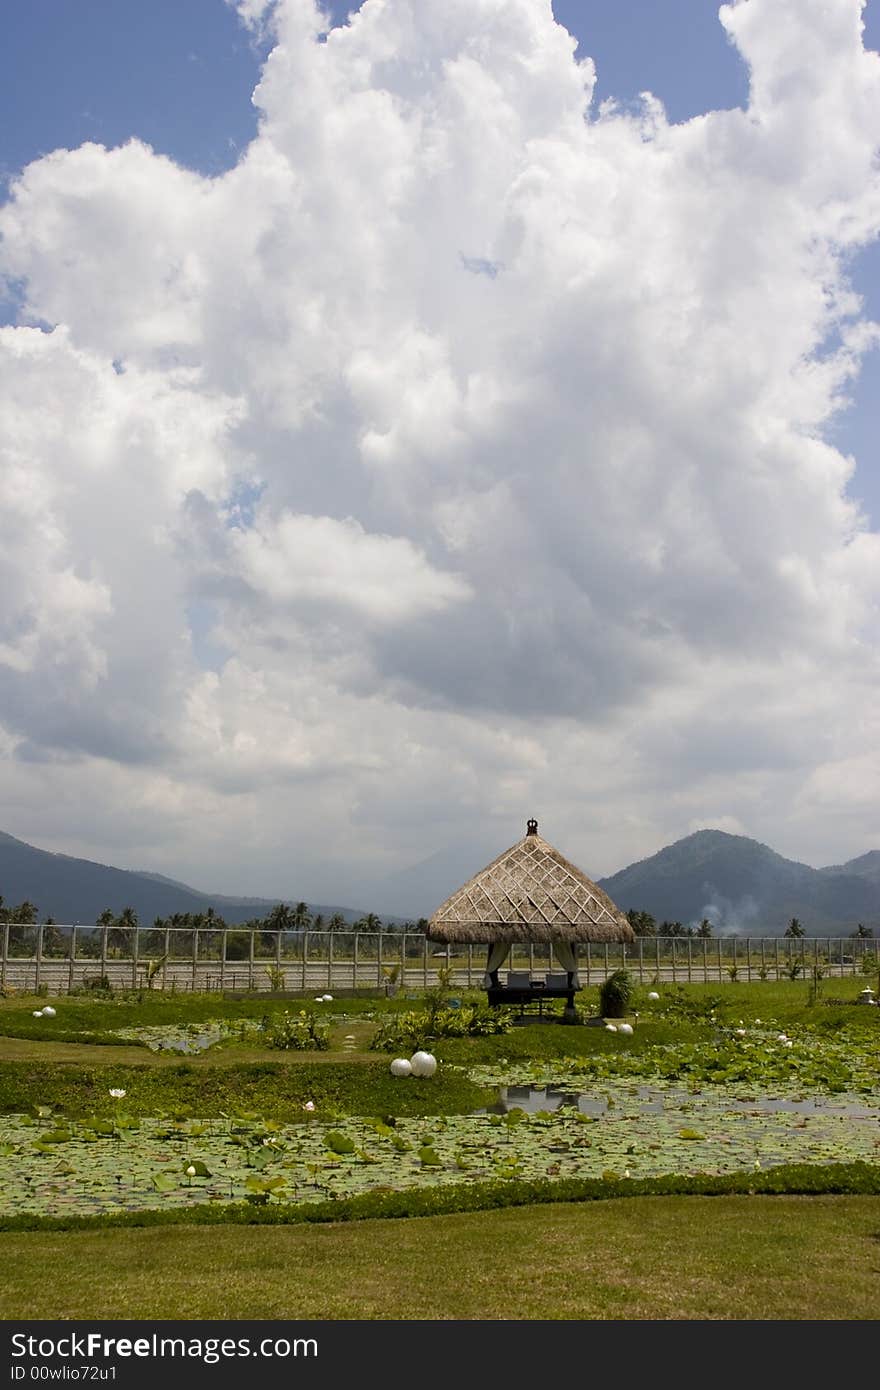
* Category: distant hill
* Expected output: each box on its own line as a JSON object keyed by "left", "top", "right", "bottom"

{"left": 0, "top": 832, "right": 403, "bottom": 927}
{"left": 598, "top": 830, "right": 879, "bottom": 935}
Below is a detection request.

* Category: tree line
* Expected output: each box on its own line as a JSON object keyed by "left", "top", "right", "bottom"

{"left": 625, "top": 909, "right": 873, "bottom": 940}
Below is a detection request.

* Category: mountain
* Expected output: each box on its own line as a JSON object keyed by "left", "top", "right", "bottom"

{"left": 597, "top": 830, "right": 879, "bottom": 935}
{"left": 0, "top": 831, "right": 401, "bottom": 927}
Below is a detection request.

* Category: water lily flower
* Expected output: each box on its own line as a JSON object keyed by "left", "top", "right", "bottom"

{"left": 109, "top": 1088, "right": 126, "bottom": 1099}
{"left": 776, "top": 1033, "right": 788, "bottom": 1042}
{"left": 754, "top": 1018, "right": 761, "bottom": 1024}
{"left": 303, "top": 1101, "right": 316, "bottom": 1112}
{"left": 735, "top": 1028, "right": 746, "bottom": 1036}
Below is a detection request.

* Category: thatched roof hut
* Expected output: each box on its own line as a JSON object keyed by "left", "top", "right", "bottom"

{"left": 428, "top": 818, "right": 634, "bottom": 946}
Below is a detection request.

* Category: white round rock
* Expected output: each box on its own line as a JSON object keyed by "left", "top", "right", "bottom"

{"left": 617, "top": 1022, "right": 634, "bottom": 1036}
{"left": 42, "top": 1006, "right": 57, "bottom": 1017}
{"left": 604, "top": 1023, "right": 618, "bottom": 1032}
{"left": 390, "top": 1058, "right": 412, "bottom": 1078}
{"left": 647, "top": 991, "right": 660, "bottom": 1001}
{"left": 322, "top": 994, "right": 334, "bottom": 1002}
{"left": 410, "top": 1050, "right": 437, "bottom": 1078}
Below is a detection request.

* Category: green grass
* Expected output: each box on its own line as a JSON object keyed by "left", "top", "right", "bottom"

{"left": 1, "top": 1195, "right": 878, "bottom": 1319}
{"left": 0, "top": 1058, "right": 488, "bottom": 1120}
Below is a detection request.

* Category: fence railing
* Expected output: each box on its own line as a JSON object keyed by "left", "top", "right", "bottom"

{"left": 0, "top": 924, "right": 876, "bottom": 995}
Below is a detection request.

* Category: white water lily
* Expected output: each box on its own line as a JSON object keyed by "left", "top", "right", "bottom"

{"left": 777, "top": 1033, "right": 789, "bottom": 1042}
{"left": 109, "top": 1088, "right": 126, "bottom": 1099}
{"left": 735, "top": 1028, "right": 746, "bottom": 1036}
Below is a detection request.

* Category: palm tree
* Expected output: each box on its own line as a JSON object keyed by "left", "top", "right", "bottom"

{"left": 697, "top": 918, "right": 713, "bottom": 939}
{"left": 355, "top": 912, "right": 383, "bottom": 934}
{"left": 328, "top": 913, "right": 346, "bottom": 932}
{"left": 108, "top": 906, "right": 138, "bottom": 955}
{"left": 293, "top": 902, "right": 312, "bottom": 933}
{"left": 784, "top": 917, "right": 805, "bottom": 939}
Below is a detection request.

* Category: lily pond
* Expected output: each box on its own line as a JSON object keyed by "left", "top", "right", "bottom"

{"left": 1, "top": 1075, "right": 878, "bottom": 1217}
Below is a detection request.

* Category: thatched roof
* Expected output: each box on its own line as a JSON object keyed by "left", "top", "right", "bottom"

{"left": 428, "top": 819, "right": 634, "bottom": 944}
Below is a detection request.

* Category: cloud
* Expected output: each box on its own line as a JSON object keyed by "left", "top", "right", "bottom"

{"left": 0, "top": 0, "right": 879, "bottom": 900}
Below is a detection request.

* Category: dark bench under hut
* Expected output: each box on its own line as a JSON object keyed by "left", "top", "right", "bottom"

{"left": 485, "top": 970, "right": 576, "bottom": 1017}
{"left": 426, "top": 817, "right": 634, "bottom": 1025}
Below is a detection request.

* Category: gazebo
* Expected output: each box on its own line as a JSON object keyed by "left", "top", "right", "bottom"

{"left": 427, "top": 818, "right": 634, "bottom": 1021}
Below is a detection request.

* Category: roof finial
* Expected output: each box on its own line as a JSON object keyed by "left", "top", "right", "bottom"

{"left": 526, "top": 817, "right": 538, "bottom": 836}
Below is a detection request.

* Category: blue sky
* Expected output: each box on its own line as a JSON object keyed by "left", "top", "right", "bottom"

{"left": 2, "top": 0, "right": 877, "bottom": 525}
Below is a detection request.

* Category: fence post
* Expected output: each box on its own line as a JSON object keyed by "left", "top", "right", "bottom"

{"left": 467, "top": 942, "right": 473, "bottom": 989}
{"left": 163, "top": 928, "right": 170, "bottom": 990}
{"left": 191, "top": 930, "right": 198, "bottom": 993}
{"left": 423, "top": 935, "right": 428, "bottom": 989}
{"left": 328, "top": 932, "right": 334, "bottom": 991}
{"left": 68, "top": 926, "right": 77, "bottom": 994}
{"left": 275, "top": 929, "right": 282, "bottom": 988}
{"left": 221, "top": 930, "right": 227, "bottom": 992}
{"left": 0, "top": 921, "right": 8, "bottom": 989}
{"left": 34, "top": 924, "right": 43, "bottom": 994}
{"left": 248, "top": 928, "right": 254, "bottom": 992}
{"left": 687, "top": 937, "right": 692, "bottom": 983}
{"left": 353, "top": 929, "right": 359, "bottom": 990}
{"left": 302, "top": 932, "right": 309, "bottom": 992}
{"left": 130, "top": 925, "right": 138, "bottom": 991}
{"left": 746, "top": 938, "right": 751, "bottom": 981}
{"left": 702, "top": 936, "right": 708, "bottom": 983}
{"left": 101, "top": 926, "right": 108, "bottom": 984}
{"left": 655, "top": 937, "right": 660, "bottom": 981}
{"left": 377, "top": 929, "right": 383, "bottom": 989}
{"left": 604, "top": 943, "right": 609, "bottom": 982}
{"left": 637, "top": 938, "right": 643, "bottom": 982}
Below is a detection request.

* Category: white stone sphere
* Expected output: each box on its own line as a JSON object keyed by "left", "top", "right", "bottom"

{"left": 617, "top": 1022, "right": 634, "bottom": 1036}
{"left": 390, "top": 1058, "right": 412, "bottom": 1078}
{"left": 322, "top": 994, "right": 334, "bottom": 1002}
{"left": 32, "top": 1010, "right": 44, "bottom": 1018}
{"left": 42, "top": 1005, "right": 56, "bottom": 1017}
{"left": 647, "top": 991, "right": 660, "bottom": 1001}
{"left": 410, "top": 1050, "right": 437, "bottom": 1078}
{"left": 605, "top": 1023, "right": 618, "bottom": 1032}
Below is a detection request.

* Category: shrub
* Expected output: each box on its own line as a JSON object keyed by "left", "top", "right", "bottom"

{"left": 370, "top": 1004, "right": 514, "bottom": 1053}
{"left": 262, "top": 1010, "right": 329, "bottom": 1051}
{"left": 598, "top": 970, "right": 633, "bottom": 1019}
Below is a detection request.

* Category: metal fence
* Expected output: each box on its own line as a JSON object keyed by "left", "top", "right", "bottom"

{"left": 0, "top": 923, "right": 877, "bottom": 995}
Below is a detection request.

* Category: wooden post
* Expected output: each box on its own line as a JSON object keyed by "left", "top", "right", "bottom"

{"left": 68, "top": 926, "right": 77, "bottom": 994}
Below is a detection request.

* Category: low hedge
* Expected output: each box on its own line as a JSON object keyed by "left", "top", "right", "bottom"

{"left": 0, "top": 1162, "right": 877, "bottom": 1235}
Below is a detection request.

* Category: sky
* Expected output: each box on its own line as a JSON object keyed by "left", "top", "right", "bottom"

{"left": 0, "top": 0, "right": 879, "bottom": 917}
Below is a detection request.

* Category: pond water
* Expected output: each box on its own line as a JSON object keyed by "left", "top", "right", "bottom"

{"left": 488, "top": 1084, "right": 878, "bottom": 1120}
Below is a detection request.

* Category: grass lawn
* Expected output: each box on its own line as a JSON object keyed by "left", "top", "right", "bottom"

{"left": 1, "top": 1195, "right": 878, "bottom": 1320}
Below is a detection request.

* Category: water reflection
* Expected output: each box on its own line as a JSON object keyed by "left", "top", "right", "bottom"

{"left": 485, "top": 1084, "right": 877, "bottom": 1119}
